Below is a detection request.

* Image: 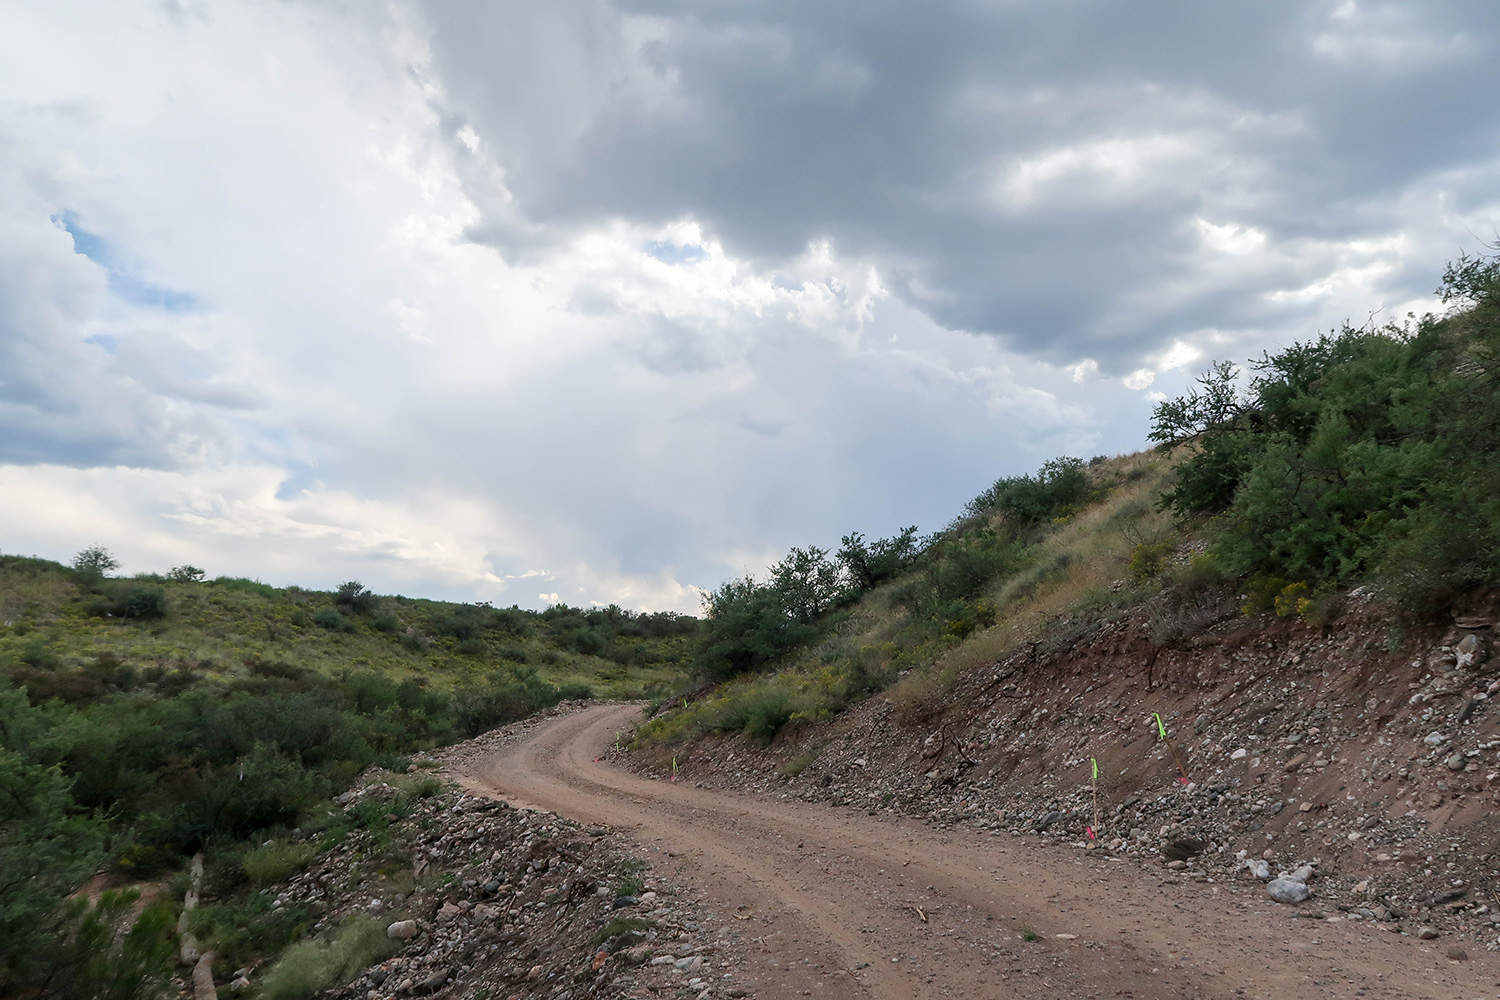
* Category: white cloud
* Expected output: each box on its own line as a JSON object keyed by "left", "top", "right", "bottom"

{"left": 2, "top": 0, "right": 1498, "bottom": 612}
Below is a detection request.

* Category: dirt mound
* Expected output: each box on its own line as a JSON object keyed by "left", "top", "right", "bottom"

{"left": 634, "top": 596, "right": 1500, "bottom": 948}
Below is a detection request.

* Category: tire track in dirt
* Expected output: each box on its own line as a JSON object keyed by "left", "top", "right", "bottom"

{"left": 456, "top": 703, "right": 1497, "bottom": 1000}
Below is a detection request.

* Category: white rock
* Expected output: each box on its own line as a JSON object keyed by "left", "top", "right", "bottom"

{"left": 1425, "top": 732, "right": 1448, "bottom": 747}
{"left": 1267, "top": 878, "right": 1312, "bottom": 904}
{"left": 1244, "top": 858, "right": 1271, "bottom": 881}
{"left": 1230, "top": 749, "right": 1248, "bottom": 760}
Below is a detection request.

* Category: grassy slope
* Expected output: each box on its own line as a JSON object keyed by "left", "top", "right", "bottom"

{"left": 0, "top": 559, "right": 690, "bottom": 701}
{"left": 639, "top": 450, "right": 1178, "bottom": 747}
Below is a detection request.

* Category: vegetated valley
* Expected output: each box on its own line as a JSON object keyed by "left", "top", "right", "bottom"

{"left": 5, "top": 253, "right": 1500, "bottom": 1000}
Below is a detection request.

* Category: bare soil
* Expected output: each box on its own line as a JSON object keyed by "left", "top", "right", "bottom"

{"left": 454, "top": 702, "right": 1498, "bottom": 1000}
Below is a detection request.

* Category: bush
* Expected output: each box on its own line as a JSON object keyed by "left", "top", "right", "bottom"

{"left": 241, "top": 840, "right": 317, "bottom": 885}
{"left": 212, "top": 577, "right": 280, "bottom": 599}
{"left": 965, "top": 457, "right": 1089, "bottom": 525}
{"left": 91, "top": 584, "right": 167, "bottom": 620}
{"left": 259, "top": 915, "right": 396, "bottom": 1000}
{"left": 312, "top": 608, "right": 354, "bottom": 633}
{"left": 21, "top": 889, "right": 175, "bottom": 1000}
{"left": 72, "top": 545, "right": 120, "bottom": 579}
{"left": 334, "top": 582, "right": 377, "bottom": 615}
{"left": 167, "top": 565, "right": 206, "bottom": 583}
{"left": 1152, "top": 255, "right": 1500, "bottom": 613}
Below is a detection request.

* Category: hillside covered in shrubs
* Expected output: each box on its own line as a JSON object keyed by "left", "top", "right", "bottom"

{"left": 641, "top": 252, "right": 1500, "bottom": 751}
{"left": 0, "top": 559, "right": 695, "bottom": 996}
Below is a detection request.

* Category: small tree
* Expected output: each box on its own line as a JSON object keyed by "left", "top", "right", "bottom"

{"left": 334, "top": 581, "right": 376, "bottom": 615}
{"left": 71, "top": 546, "right": 119, "bottom": 579}
{"left": 166, "top": 565, "right": 205, "bottom": 584}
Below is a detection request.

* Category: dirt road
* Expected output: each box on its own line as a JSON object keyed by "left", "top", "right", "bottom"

{"left": 457, "top": 703, "right": 1497, "bottom": 999}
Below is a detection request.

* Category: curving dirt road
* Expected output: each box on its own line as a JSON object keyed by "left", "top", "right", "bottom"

{"left": 456, "top": 703, "right": 1496, "bottom": 999}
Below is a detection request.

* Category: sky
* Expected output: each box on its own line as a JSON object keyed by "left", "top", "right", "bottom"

{"left": 2, "top": 0, "right": 1498, "bottom": 613}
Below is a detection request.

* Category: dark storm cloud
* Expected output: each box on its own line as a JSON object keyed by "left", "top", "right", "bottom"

{"left": 420, "top": 0, "right": 1500, "bottom": 367}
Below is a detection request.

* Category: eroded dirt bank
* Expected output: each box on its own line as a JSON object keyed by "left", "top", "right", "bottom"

{"left": 450, "top": 702, "right": 1499, "bottom": 1000}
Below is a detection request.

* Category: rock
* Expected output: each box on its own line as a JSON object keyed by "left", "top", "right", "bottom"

{"left": 613, "top": 895, "right": 640, "bottom": 909}
{"left": 387, "top": 920, "right": 419, "bottom": 940}
{"left": 1446, "top": 753, "right": 1467, "bottom": 771}
{"left": 674, "top": 955, "right": 705, "bottom": 973}
{"left": 592, "top": 949, "right": 609, "bottom": 972}
{"left": 1418, "top": 926, "right": 1439, "bottom": 940}
{"left": 228, "top": 978, "right": 250, "bottom": 992}
{"left": 1446, "top": 945, "right": 1469, "bottom": 960}
{"left": 1244, "top": 858, "right": 1271, "bottom": 881}
{"left": 1161, "top": 837, "right": 1205, "bottom": 861}
{"left": 1456, "top": 633, "right": 1485, "bottom": 669}
{"left": 1267, "top": 878, "right": 1312, "bottom": 904}
{"left": 619, "top": 943, "right": 652, "bottom": 966}
{"left": 1283, "top": 753, "right": 1310, "bottom": 773}
{"left": 1166, "top": 860, "right": 1186, "bottom": 871}
{"left": 1431, "top": 888, "right": 1468, "bottom": 906}
{"left": 417, "top": 969, "right": 449, "bottom": 992}
{"left": 435, "top": 902, "right": 462, "bottom": 925}
{"left": 1230, "top": 748, "right": 1248, "bottom": 760}
{"left": 1424, "top": 732, "right": 1448, "bottom": 747}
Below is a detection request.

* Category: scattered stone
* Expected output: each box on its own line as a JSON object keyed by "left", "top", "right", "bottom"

{"left": 1283, "top": 753, "right": 1310, "bottom": 773}
{"left": 1446, "top": 753, "right": 1466, "bottom": 772}
{"left": 1418, "top": 926, "right": 1440, "bottom": 940}
{"left": 1267, "top": 878, "right": 1312, "bottom": 904}
{"left": 1446, "top": 945, "right": 1469, "bottom": 960}
{"left": 386, "top": 920, "right": 419, "bottom": 940}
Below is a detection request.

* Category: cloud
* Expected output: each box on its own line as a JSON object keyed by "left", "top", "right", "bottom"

{"left": 1, "top": 0, "right": 1498, "bottom": 611}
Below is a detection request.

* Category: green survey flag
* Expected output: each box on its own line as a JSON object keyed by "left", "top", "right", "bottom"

{"left": 1153, "top": 712, "right": 1167, "bottom": 739}
{"left": 1091, "top": 757, "right": 1098, "bottom": 781}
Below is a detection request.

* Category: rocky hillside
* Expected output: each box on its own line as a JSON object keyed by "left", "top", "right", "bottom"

{"left": 188, "top": 706, "right": 755, "bottom": 1000}
{"left": 628, "top": 590, "right": 1500, "bottom": 957}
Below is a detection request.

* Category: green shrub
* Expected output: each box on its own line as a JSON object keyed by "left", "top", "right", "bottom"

{"left": 965, "top": 457, "right": 1089, "bottom": 525}
{"left": 167, "top": 565, "right": 206, "bottom": 583}
{"left": 334, "top": 582, "right": 377, "bottom": 615}
{"left": 241, "top": 840, "right": 317, "bottom": 885}
{"left": 312, "top": 608, "right": 354, "bottom": 633}
{"left": 91, "top": 584, "right": 167, "bottom": 620}
{"left": 211, "top": 577, "right": 279, "bottom": 599}
{"left": 610, "top": 858, "right": 647, "bottom": 896}
{"left": 1153, "top": 255, "right": 1500, "bottom": 614}
{"left": 23, "top": 889, "right": 175, "bottom": 1000}
{"left": 259, "top": 915, "right": 395, "bottom": 1000}
{"left": 185, "top": 896, "right": 310, "bottom": 974}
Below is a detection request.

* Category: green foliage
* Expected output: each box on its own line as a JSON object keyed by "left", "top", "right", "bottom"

{"left": 0, "top": 690, "right": 107, "bottom": 984}
{"left": 692, "top": 577, "right": 821, "bottom": 681}
{"left": 964, "top": 457, "right": 1089, "bottom": 525}
{"left": 259, "top": 915, "right": 395, "bottom": 1000}
{"left": 166, "top": 565, "right": 206, "bottom": 584}
{"left": 836, "top": 527, "right": 920, "bottom": 591}
{"left": 14, "top": 889, "right": 176, "bottom": 1000}
{"left": 609, "top": 857, "right": 648, "bottom": 896}
{"left": 90, "top": 584, "right": 167, "bottom": 620}
{"left": 210, "top": 576, "right": 280, "bottom": 599}
{"left": 241, "top": 840, "right": 317, "bottom": 885}
{"left": 184, "top": 897, "right": 311, "bottom": 978}
{"left": 72, "top": 546, "right": 121, "bottom": 579}
{"left": 312, "top": 607, "right": 355, "bottom": 633}
{"left": 1153, "top": 254, "right": 1500, "bottom": 612}
{"left": 334, "top": 581, "right": 377, "bottom": 615}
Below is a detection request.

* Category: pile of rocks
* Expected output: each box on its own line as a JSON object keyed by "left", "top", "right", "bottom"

{"left": 242, "top": 731, "right": 753, "bottom": 999}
